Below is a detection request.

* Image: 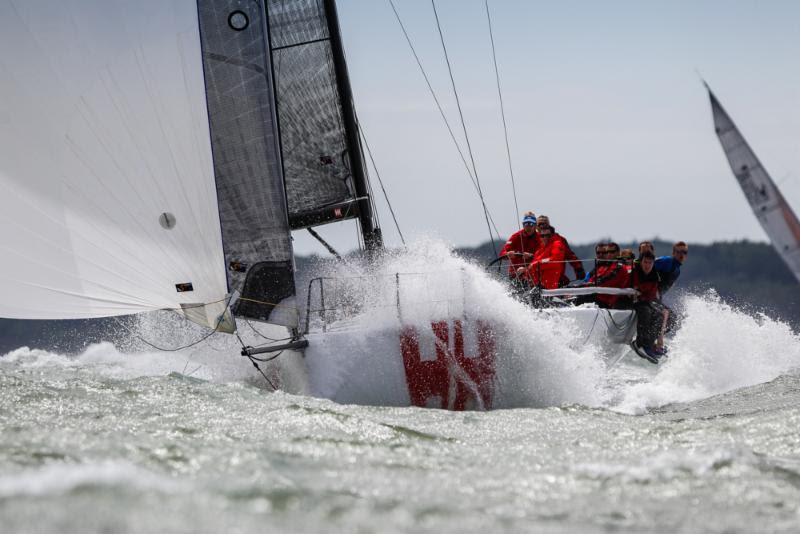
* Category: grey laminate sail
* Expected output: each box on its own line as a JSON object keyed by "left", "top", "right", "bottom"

{"left": 197, "top": 0, "right": 298, "bottom": 327}
{"left": 708, "top": 87, "right": 800, "bottom": 283}
{"left": 266, "top": 0, "right": 367, "bottom": 230}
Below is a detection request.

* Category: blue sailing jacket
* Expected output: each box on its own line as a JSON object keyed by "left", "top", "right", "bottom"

{"left": 654, "top": 256, "right": 682, "bottom": 293}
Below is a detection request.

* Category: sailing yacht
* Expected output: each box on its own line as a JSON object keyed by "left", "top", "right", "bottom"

{"left": 0, "top": 0, "right": 638, "bottom": 410}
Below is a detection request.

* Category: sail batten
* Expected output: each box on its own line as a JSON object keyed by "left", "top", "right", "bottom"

{"left": 708, "top": 88, "right": 800, "bottom": 283}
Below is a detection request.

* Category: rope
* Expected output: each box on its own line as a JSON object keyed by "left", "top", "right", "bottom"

{"left": 430, "top": 0, "right": 498, "bottom": 256}
{"left": 579, "top": 308, "right": 602, "bottom": 346}
{"left": 234, "top": 329, "right": 278, "bottom": 391}
{"left": 386, "top": 0, "right": 502, "bottom": 243}
{"left": 244, "top": 318, "right": 295, "bottom": 344}
{"left": 358, "top": 122, "right": 406, "bottom": 245}
{"left": 113, "top": 294, "right": 234, "bottom": 352}
{"left": 484, "top": 0, "right": 520, "bottom": 230}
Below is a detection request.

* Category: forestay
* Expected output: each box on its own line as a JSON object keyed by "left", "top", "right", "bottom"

{"left": 708, "top": 88, "right": 800, "bottom": 283}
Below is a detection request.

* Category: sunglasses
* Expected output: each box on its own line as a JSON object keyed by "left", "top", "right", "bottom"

{"left": 675, "top": 249, "right": 688, "bottom": 256}
{"left": 522, "top": 222, "right": 535, "bottom": 227}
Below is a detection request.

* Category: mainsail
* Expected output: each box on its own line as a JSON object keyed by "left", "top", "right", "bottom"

{"left": 266, "top": 0, "right": 382, "bottom": 248}
{"left": 708, "top": 87, "right": 800, "bottom": 282}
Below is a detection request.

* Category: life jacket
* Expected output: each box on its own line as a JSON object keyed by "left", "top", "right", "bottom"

{"left": 500, "top": 229, "right": 541, "bottom": 276}
{"left": 632, "top": 264, "right": 661, "bottom": 302}
{"left": 527, "top": 234, "right": 568, "bottom": 289}
{"left": 587, "top": 260, "right": 630, "bottom": 308}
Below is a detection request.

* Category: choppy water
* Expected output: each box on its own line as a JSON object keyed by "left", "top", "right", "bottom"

{"left": 3, "top": 246, "right": 800, "bottom": 533}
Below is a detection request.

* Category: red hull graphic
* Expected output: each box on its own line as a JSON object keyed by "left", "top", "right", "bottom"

{"left": 400, "top": 320, "right": 496, "bottom": 410}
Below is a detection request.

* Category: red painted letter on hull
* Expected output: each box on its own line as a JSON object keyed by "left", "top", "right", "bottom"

{"left": 400, "top": 320, "right": 496, "bottom": 410}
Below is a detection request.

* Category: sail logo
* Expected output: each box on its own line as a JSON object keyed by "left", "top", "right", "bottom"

{"left": 400, "top": 319, "right": 496, "bottom": 410}
{"left": 736, "top": 165, "right": 771, "bottom": 209}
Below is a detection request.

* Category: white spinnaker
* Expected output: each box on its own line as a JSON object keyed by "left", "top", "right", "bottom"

{"left": 0, "top": 1, "right": 228, "bottom": 324}
{"left": 709, "top": 88, "right": 800, "bottom": 283}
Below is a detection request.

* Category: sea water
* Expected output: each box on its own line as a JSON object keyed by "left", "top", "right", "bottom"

{"left": 2, "top": 242, "right": 800, "bottom": 533}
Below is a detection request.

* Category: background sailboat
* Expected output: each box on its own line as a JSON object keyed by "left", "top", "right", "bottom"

{"left": 707, "top": 85, "right": 800, "bottom": 283}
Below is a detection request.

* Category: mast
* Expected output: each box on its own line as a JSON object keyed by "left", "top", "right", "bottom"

{"left": 322, "top": 0, "right": 383, "bottom": 252}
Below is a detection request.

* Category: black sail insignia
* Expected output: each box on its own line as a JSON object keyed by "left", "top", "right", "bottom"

{"left": 197, "top": 0, "right": 297, "bottom": 327}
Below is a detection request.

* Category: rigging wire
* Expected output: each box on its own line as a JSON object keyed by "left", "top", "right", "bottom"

{"left": 387, "top": 0, "right": 503, "bottom": 244}
{"left": 430, "top": 0, "right": 498, "bottom": 257}
{"left": 112, "top": 295, "right": 234, "bottom": 352}
{"left": 234, "top": 329, "right": 278, "bottom": 391}
{"left": 358, "top": 122, "right": 406, "bottom": 245}
{"left": 484, "top": 0, "right": 520, "bottom": 230}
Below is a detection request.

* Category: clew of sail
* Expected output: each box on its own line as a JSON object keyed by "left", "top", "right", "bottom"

{"left": 708, "top": 87, "right": 800, "bottom": 283}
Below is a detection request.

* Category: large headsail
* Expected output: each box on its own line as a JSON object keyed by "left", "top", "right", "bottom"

{"left": 0, "top": 0, "right": 299, "bottom": 331}
{"left": 0, "top": 0, "right": 230, "bottom": 328}
{"left": 707, "top": 87, "right": 800, "bottom": 283}
{"left": 266, "top": 0, "right": 382, "bottom": 248}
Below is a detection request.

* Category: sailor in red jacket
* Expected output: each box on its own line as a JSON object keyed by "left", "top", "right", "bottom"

{"left": 500, "top": 212, "right": 541, "bottom": 279}
{"left": 535, "top": 215, "right": 585, "bottom": 282}
{"left": 584, "top": 242, "right": 629, "bottom": 308}
{"left": 526, "top": 224, "right": 568, "bottom": 289}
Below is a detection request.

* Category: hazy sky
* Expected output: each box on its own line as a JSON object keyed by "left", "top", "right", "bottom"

{"left": 292, "top": 0, "right": 800, "bottom": 255}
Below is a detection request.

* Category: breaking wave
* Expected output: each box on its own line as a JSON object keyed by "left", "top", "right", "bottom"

{"left": 614, "top": 291, "right": 800, "bottom": 413}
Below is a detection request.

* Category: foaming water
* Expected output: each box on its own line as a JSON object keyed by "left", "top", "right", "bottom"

{"left": 3, "top": 241, "right": 800, "bottom": 533}
{"left": 302, "top": 238, "right": 606, "bottom": 408}
{"left": 5, "top": 240, "right": 800, "bottom": 413}
{"left": 614, "top": 292, "right": 800, "bottom": 413}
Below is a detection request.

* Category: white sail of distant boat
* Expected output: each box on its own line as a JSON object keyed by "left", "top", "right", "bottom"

{"left": 707, "top": 86, "right": 800, "bottom": 283}
{"left": 0, "top": 0, "right": 381, "bottom": 334}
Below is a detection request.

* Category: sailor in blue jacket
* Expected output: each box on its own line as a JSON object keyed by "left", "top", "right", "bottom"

{"left": 655, "top": 241, "right": 688, "bottom": 294}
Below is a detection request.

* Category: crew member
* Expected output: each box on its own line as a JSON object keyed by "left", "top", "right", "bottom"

{"left": 526, "top": 224, "right": 568, "bottom": 289}
{"left": 584, "top": 242, "right": 629, "bottom": 308}
{"left": 536, "top": 215, "right": 585, "bottom": 282}
{"left": 500, "top": 211, "right": 541, "bottom": 280}
{"left": 655, "top": 241, "right": 688, "bottom": 294}
{"left": 638, "top": 241, "right": 655, "bottom": 256}
{"left": 631, "top": 251, "right": 668, "bottom": 361}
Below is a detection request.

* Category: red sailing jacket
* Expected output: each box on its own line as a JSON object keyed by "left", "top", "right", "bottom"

{"left": 527, "top": 235, "right": 568, "bottom": 289}
{"left": 500, "top": 229, "right": 541, "bottom": 276}
{"left": 552, "top": 231, "right": 583, "bottom": 280}
{"left": 631, "top": 264, "right": 661, "bottom": 302}
{"left": 587, "top": 261, "right": 630, "bottom": 308}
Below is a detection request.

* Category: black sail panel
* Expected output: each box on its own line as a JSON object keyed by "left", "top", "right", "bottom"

{"left": 266, "top": 0, "right": 362, "bottom": 229}
{"left": 197, "top": 0, "right": 297, "bottom": 327}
